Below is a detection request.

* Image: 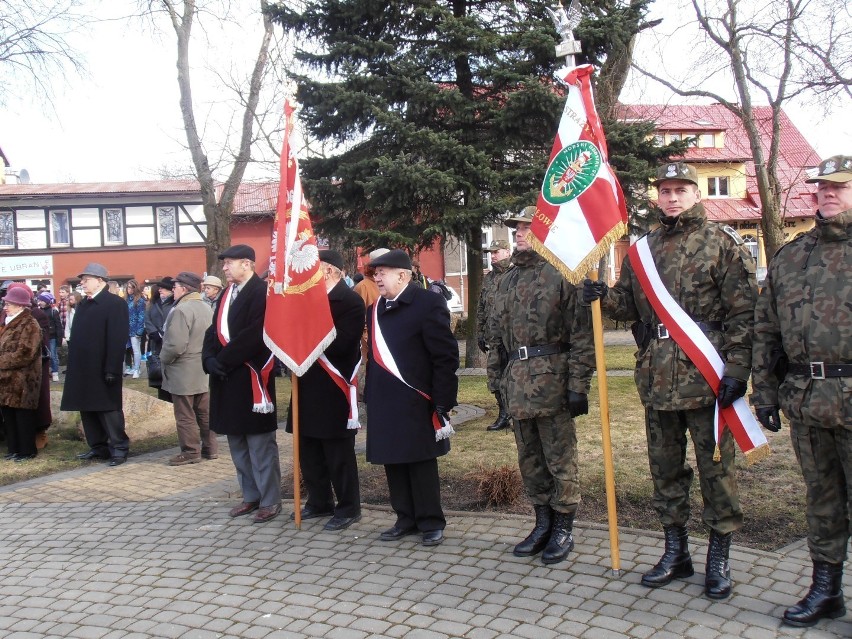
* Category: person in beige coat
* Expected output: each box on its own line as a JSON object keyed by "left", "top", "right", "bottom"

{"left": 160, "top": 271, "right": 217, "bottom": 465}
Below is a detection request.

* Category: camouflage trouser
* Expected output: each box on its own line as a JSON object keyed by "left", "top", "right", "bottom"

{"left": 514, "top": 411, "right": 579, "bottom": 514}
{"left": 486, "top": 346, "right": 502, "bottom": 393}
{"left": 789, "top": 419, "right": 852, "bottom": 564}
{"left": 646, "top": 406, "right": 742, "bottom": 534}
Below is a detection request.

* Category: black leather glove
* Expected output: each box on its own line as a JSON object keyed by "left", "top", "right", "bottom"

{"left": 477, "top": 337, "right": 487, "bottom": 353}
{"left": 104, "top": 373, "right": 117, "bottom": 386}
{"left": 434, "top": 406, "right": 451, "bottom": 424}
{"left": 567, "top": 391, "right": 589, "bottom": 417}
{"left": 582, "top": 279, "right": 608, "bottom": 305}
{"left": 717, "top": 376, "right": 748, "bottom": 408}
{"left": 205, "top": 357, "right": 226, "bottom": 377}
{"left": 756, "top": 406, "right": 782, "bottom": 432}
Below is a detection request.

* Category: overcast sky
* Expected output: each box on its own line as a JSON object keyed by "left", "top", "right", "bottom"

{"left": 1, "top": 1, "right": 849, "bottom": 185}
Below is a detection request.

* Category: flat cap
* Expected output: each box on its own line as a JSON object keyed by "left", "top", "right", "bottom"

{"left": 652, "top": 161, "right": 699, "bottom": 187}
{"left": 504, "top": 206, "right": 536, "bottom": 229}
{"left": 174, "top": 271, "right": 202, "bottom": 290}
{"left": 155, "top": 276, "right": 175, "bottom": 291}
{"left": 369, "top": 249, "right": 412, "bottom": 271}
{"left": 484, "top": 239, "right": 511, "bottom": 252}
{"left": 78, "top": 262, "right": 109, "bottom": 280}
{"left": 218, "top": 244, "right": 256, "bottom": 261}
{"left": 806, "top": 154, "right": 852, "bottom": 183}
{"left": 368, "top": 248, "right": 391, "bottom": 263}
{"left": 319, "top": 249, "right": 345, "bottom": 271}
{"left": 201, "top": 275, "right": 223, "bottom": 289}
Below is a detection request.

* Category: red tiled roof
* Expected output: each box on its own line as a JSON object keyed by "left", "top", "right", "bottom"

{"left": 0, "top": 179, "right": 281, "bottom": 216}
{"left": 703, "top": 198, "right": 760, "bottom": 221}
{"left": 617, "top": 103, "right": 821, "bottom": 221}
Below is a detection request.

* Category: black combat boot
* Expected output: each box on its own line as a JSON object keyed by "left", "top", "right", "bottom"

{"left": 783, "top": 561, "right": 846, "bottom": 627}
{"left": 541, "top": 511, "right": 575, "bottom": 565}
{"left": 513, "top": 504, "right": 553, "bottom": 557}
{"left": 705, "top": 530, "right": 733, "bottom": 599}
{"left": 486, "top": 392, "right": 511, "bottom": 431}
{"left": 641, "top": 525, "right": 694, "bottom": 588}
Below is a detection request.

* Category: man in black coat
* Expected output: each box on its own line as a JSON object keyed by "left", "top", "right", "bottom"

{"left": 202, "top": 245, "right": 281, "bottom": 523}
{"left": 61, "top": 263, "right": 131, "bottom": 466}
{"left": 286, "top": 250, "right": 366, "bottom": 531}
{"left": 365, "top": 249, "right": 459, "bottom": 547}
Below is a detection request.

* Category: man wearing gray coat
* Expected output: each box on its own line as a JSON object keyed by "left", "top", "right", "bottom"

{"left": 161, "top": 271, "right": 216, "bottom": 465}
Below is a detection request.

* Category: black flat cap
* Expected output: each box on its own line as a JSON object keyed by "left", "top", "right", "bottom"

{"left": 218, "top": 244, "right": 256, "bottom": 261}
{"left": 155, "top": 276, "right": 175, "bottom": 291}
{"left": 319, "top": 249, "right": 345, "bottom": 271}
{"left": 369, "top": 249, "right": 412, "bottom": 271}
{"left": 174, "top": 271, "right": 202, "bottom": 290}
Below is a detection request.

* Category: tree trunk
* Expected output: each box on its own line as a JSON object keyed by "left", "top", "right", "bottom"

{"left": 464, "top": 227, "right": 484, "bottom": 369}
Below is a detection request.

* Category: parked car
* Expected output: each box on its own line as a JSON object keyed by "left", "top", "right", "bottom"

{"left": 445, "top": 285, "right": 463, "bottom": 314}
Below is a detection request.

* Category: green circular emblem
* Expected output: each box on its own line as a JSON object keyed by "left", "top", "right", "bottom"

{"left": 542, "top": 141, "right": 601, "bottom": 205}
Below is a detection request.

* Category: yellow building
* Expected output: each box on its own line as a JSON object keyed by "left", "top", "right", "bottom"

{"left": 619, "top": 104, "right": 821, "bottom": 282}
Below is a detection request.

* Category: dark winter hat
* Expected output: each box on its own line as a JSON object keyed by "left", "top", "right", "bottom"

{"left": 805, "top": 154, "right": 852, "bottom": 183}
{"left": 78, "top": 262, "right": 109, "bottom": 280}
{"left": 504, "top": 206, "right": 536, "bottom": 228}
{"left": 319, "top": 249, "right": 345, "bottom": 271}
{"left": 174, "top": 271, "right": 202, "bottom": 291}
{"left": 218, "top": 244, "right": 256, "bottom": 261}
{"left": 651, "top": 161, "right": 699, "bottom": 187}
{"left": 369, "top": 249, "right": 412, "bottom": 271}
{"left": 484, "top": 239, "right": 511, "bottom": 252}
{"left": 4, "top": 286, "right": 32, "bottom": 307}
{"left": 155, "top": 276, "right": 175, "bottom": 291}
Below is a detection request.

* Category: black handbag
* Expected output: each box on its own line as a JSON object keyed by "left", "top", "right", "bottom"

{"left": 146, "top": 351, "right": 163, "bottom": 382}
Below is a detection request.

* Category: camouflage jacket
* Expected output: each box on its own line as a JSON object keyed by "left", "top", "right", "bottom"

{"left": 601, "top": 203, "right": 757, "bottom": 410}
{"left": 487, "top": 250, "right": 594, "bottom": 419}
{"left": 476, "top": 257, "right": 513, "bottom": 343}
{"left": 751, "top": 209, "right": 852, "bottom": 427}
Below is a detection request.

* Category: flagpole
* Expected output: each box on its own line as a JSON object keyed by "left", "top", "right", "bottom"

{"left": 291, "top": 371, "right": 302, "bottom": 529}
{"left": 590, "top": 269, "right": 621, "bottom": 575}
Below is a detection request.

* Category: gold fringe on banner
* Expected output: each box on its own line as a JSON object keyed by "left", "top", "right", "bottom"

{"left": 743, "top": 443, "right": 771, "bottom": 466}
{"left": 529, "top": 221, "right": 629, "bottom": 285}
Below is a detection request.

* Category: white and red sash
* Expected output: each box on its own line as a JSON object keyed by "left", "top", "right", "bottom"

{"left": 628, "top": 237, "right": 769, "bottom": 462}
{"left": 318, "top": 353, "right": 361, "bottom": 430}
{"left": 217, "top": 283, "right": 275, "bottom": 414}
{"left": 370, "top": 303, "right": 454, "bottom": 441}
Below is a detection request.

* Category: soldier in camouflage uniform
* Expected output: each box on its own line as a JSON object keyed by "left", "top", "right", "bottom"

{"left": 488, "top": 206, "right": 594, "bottom": 565}
{"left": 751, "top": 155, "right": 852, "bottom": 627}
{"left": 584, "top": 162, "right": 757, "bottom": 599}
{"left": 477, "top": 239, "right": 514, "bottom": 431}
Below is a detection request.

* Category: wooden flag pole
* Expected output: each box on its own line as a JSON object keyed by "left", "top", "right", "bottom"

{"left": 291, "top": 372, "right": 302, "bottom": 529}
{"left": 589, "top": 269, "right": 621, "bottom": 575}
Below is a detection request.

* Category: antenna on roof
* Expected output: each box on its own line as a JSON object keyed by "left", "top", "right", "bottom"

{"left": 18, "top": 169, "right": 30, "bottom": 184}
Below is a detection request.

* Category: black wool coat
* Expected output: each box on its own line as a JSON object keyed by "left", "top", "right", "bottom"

{"left": 61, "top": 288, "right": 129, "bottom": 412}
{"left": 365, "top": 284, "right": 459, "bottom": 465}
{"left": 202, "top": 273, "right": 277, "bottom": 436}
{"left": 286, "top": 279, "right": 366, "bottom": 439}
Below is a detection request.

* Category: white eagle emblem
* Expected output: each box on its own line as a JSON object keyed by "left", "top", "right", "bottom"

{"left": 287, "top": 236, "right": 319, "bottom": 274}
{"left": 823, "top": 160, "right": 837, "bottom": 175}
{"left": 665, "top": 164, "right": 678, "bottom": 177}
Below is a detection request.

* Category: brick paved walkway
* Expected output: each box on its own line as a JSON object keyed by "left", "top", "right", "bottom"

{"left": 0, "top": 431, "right": 849, "bottom": 638}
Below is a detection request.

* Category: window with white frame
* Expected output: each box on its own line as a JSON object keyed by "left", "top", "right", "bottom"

{"left": 707, "top": 176, "right": 729, "bottom": 197}
{"left": 741, "top": 234, "right": 759, "bottom": 261}
{"left": 104, "top": 208, "right": 124, "bottom": 244}
{"left": 156, "top": 206, "right": 177, "bottom": 242}
{"left": 699, "top": 132, "right": 715, "bottom": 148}
{"left": 50, "top": 210, "right": 70, "bottom": 246}
{"left": 0, "top": 211, "right": 13, "bottom": 248}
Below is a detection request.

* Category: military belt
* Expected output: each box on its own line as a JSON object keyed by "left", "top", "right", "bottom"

{"left": 508, "top": 343, "right": 570, "bottom": 361}
{"left": 653, "top": 321, "right": 724, "bottom": 340}
{"left": 787, "top": 363, "right": 852, "bottom": 379}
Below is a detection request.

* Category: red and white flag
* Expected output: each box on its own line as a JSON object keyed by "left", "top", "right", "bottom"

{"left": 263, "top": 100, "right": 336, "bottom": 375}
{"left": 530, "top": 64, "right": 628, "bottom": 283}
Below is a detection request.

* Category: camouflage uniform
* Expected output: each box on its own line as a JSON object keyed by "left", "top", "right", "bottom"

{"left": 600, "top": 202, "right": 757, "bottom": 534}
{"left": 751, "top": 208, "right": 852, "bottom": 565}
{"left": 488, "top": 249, "right": 594, "bottom": 513}
{"left": 477, "top": 255, "right": 514, "bottom": 392}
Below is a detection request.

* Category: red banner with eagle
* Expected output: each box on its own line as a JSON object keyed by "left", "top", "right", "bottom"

{"left": 530, "top": 64, "right": 628, "bottom": 283}
{"left": 263, "top": 100, "right": 336, "bottom": 376}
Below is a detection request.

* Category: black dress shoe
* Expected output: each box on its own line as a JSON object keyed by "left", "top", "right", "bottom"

{"left": 3, "top": 452, "right": 16, "bottom": 460}
{"left": 108, "top": 457, "right": 127, "bottom": 467}
{"left": 422, "top": 530, "right": 444, "bottom": 546}
{"left": 290, "top": 505, "right": 334, "bottom": 521}
{"left": 77, "top": 450, "right": 108, "bottom": 460}
{"left": 323, "top": 513, "right": 362, "bottom": 531}
{"left": 13, "top": 454, "right": 36, "bottom": 462}
{"left": 379, "top": 524, "right": 418, "bottom": 541}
